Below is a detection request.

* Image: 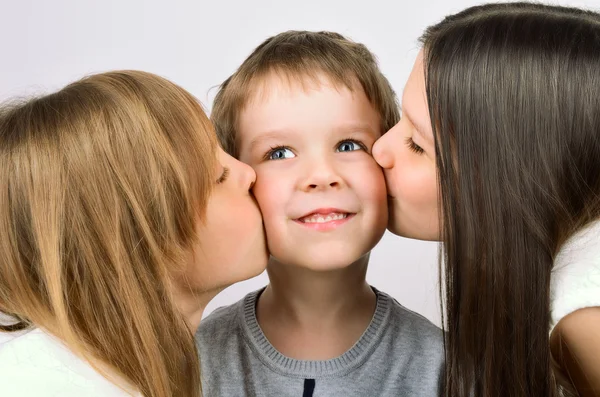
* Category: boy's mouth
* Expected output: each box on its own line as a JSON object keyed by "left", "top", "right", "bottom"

{"left": 298, "top": 212, "right": 350, "bottom": 224}
{"left": 294, "top": 208, "right": 357, "bottom": 227}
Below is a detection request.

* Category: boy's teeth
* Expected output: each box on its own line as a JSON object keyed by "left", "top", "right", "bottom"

{"left": 302, "top": 213, "right": 348, "bottom": 223}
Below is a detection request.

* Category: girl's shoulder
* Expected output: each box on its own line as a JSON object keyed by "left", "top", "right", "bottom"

{"left": 550, "top": 219, "right": 600, "bottom": 330}
{"left": 0, "top": 328, "right": 139, "bottom": 397}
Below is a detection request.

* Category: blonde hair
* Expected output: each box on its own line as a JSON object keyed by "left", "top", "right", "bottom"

{"left": 0, "top": 70, "right": 218, "bottom": 397}
{"left": 212, "top": 30, "right": 400, "bottom": 157}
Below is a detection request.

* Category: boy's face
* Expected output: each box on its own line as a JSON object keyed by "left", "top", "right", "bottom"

{"left": 237, "top": 73, "right": 388, "bottom": 271}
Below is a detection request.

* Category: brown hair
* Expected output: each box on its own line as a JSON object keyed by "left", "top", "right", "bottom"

{"left": 421, "top": 3, "right": 600, "bottom": 396}
{"left": 0, "top": 70, "right": 218, "bottom": 397}
{"left": 211, "top": 30, "right": 400, "bottom": 156}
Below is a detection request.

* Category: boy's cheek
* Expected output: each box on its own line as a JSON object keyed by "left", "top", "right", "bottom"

{"left": 345, "top": 160, "right": 387, "bottom": 199}
{"left": 359, "top": 165, "right": 389, "bottom": 227}
{"left": 251, "top": 174, "right": 284, "bottom": 218}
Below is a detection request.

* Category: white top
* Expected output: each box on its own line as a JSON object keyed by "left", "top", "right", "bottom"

{"left": 0, "top": 327, "right": 140, "bottom": 397}
{"left": 550, "top": 219, "right": 600, "bottom": 332}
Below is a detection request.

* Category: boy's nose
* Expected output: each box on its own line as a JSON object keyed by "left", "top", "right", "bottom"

{"left": 307, "top": 179, "right": 340, "bottom": 190}
{"left": 301, "top": 159, "right": 343, "bottom": 192}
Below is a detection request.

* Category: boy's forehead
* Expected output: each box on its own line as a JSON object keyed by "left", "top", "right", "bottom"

{"left": 236, "top": 72, "right": 381, "bottom": 155}
{"left": 244, "top": 70, "right": 360, "bottom": 107}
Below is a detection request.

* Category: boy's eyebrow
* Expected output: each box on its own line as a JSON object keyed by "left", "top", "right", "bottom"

{"left": 248, "top": 123, "right": 378, "bottom": 151}
{"left": 333, "top": 123, "right": 379, "bottom": 136}
{"left": 249, "top": 130, "right": 290, "bottom": 151}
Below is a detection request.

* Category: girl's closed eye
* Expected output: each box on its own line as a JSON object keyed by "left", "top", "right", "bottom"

{"left": 336, "top": 139, "right": 367, "bottom": 153}
{"left": 405, "top": 137, "right": 424, "bottom": 155}
{"left": 216, "top": 167, "right": 230, "bottom": 184}
{"left": 264, "top": 146, "right": 296, "bottom": 161}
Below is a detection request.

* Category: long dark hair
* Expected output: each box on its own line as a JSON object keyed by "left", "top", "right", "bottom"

{"left": 421, "top": 3, "right": 600, "bottom": 396}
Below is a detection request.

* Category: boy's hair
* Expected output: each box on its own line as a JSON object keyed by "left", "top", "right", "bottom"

{"left": 212, "top": 30, "right": 400, "bottom": 157}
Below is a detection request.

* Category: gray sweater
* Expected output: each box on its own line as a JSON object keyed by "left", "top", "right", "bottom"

{"left": 196, "top": 288, "right": 444, "bottom": 397}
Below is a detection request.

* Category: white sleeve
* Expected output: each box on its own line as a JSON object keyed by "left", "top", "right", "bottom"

{"left": 0, "top": 329, "right": 139, "bottom": 397}
{"left": 550, "top": 220, "right": 600, "bottom": 332}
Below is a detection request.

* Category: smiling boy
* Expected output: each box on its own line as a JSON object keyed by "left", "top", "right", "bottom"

{"left": 196, "top": 31, "right": 444, "bottom": 397}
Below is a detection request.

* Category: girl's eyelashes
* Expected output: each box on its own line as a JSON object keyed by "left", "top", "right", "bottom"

{"left": 336, "top": 138, "right": 368, "bottom": 153}
{"left": 264, "top": 146, "right": 296, "bottom": 161}
{"left": 405, "top": 137, "right": 424, "bottom": 155}
{"left": 216, "top": 167, "right": 230, "bottom": 184}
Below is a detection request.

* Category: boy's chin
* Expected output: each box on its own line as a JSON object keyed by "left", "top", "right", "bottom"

{"left": 268, "top": 250, "right": 372, "bottom": 273}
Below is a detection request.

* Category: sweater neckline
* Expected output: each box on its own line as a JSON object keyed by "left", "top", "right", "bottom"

{"left": 240, "top": 287, "right": 391, "bottom": 378}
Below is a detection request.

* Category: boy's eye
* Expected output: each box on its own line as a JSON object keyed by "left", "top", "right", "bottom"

{"left": 336, "top": 140, "right": 365, "bottom": 152}
{"left": 266, "top": 147, "right": 295, "bottom": 161}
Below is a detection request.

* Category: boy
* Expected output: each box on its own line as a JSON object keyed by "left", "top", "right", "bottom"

{"left": 196, "top": 31, "right": 443, "bottom": 397}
